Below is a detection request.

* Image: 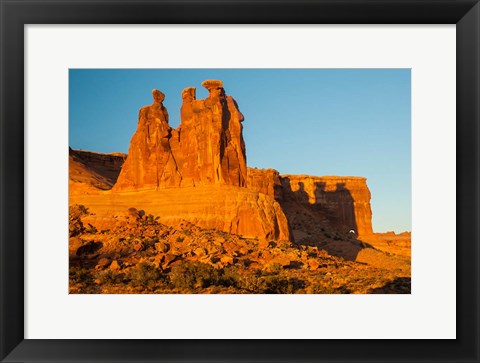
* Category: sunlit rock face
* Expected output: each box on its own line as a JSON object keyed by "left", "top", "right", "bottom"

{"left": 114, "top": 80, "right": 246, "bottom": 191}
{"left": 69, "top": 148, "right": 126, "bottom": 193}
{"left": 245, "top": 168, "right": 374, "bottom": 240}
{"left": 112, "top": 89, "right": 181, "bottom": 190}
{"left": 73, "top": 81, "right": 374, "bottom": 242}
{"left": 247, "top": 168, "right": 283, "bottom": 200}
{"left": 177, "top": 81, "right": 247, "bottom": 187}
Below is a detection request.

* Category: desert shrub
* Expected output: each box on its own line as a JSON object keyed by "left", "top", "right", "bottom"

{"left": 232, "top": 274, "right": 306, "bottom": 294}
{"left": 240, "top": 259, "right": 254, "bottom": 268}
{"left": 218, "top": 266, "right": 241, "bottom": 287}
{"left": 263, "top": 276, "right": 289, "bottom": 293}
{"left": 176, "top": 236, "right": 184, "bottom": 243}
{"left": 285, "top": 277, "right": 306, "bottom": 293}
{"left": 69, "top": 268, "right": 93, "bottom": 284}
{"left": 141, "top": 238, "right": 157, "bottom": 250}
{"left": 235, "top": 274, "right": 267, "bottom": 293}
{"left": 310, "top": 283, "right": 351, "bottom": 294}
{"left": 333, "top": 286, "right": 352, "bottom": 294}
{"left": 262, "top": 276, "right": 305, "bottom": 294}
{"left": 200, "top": 267, "right": 305, "bottom": 293}
{"left": 169, "top": 261, "right": 219, "bottom": 290}
{"left": 143, "top": 214, "right": 160, "bottom": 224}
{"left": 70, "top": 204, "right": 89, "bottom": 216}
{"left": 95, "top": 270, "right": 124, "bottom": 285}
{"left": 127, "top": 262, "right": 162, "bottom": 290}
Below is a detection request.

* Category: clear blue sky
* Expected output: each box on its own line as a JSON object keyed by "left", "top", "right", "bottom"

{"left": 69, "top": 69, "right": 411, "bottom": 233}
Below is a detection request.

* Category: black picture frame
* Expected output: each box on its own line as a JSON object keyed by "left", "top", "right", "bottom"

{"left": 1, "top": 1, "right": 479, "bottom": 362}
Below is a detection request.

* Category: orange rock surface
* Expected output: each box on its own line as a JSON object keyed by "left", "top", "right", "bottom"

{"left": 71, "top": 186, "right": 290, "bottom": 241}
{"left": 113, "top": 89, "right": 181, "bottom": 190}
{"left": 71, "top": 81, "right": 289, "bottom": 241}
{"left": 114, "top": 80, "right": 246, "bottom": 191}
{"left": 246, "top": 168, "right": 374, "bottom": 241}
{"left": 247, "top": 168, "right": 283, "bottom": 200}
{"left": 70, "top": 81, "right": 378, "bottom": 243}
{"left": 175, "top": 81, "right": 247, "bottom": 187}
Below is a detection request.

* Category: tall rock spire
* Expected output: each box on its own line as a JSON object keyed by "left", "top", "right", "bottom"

{"left": 114, "top": 89, "right": 182, "bottom": 191}
{"left": 114, "top": 80, "right": 247, "bottom": 191}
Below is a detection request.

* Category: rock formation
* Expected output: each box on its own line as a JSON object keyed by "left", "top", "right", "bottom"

{"left": 176, "top": 81, "right": 247, "bottom": 187}
{"left": 114, "top": 80, "right": 246, "bottom": 191}
{"left": 72, "top": 185, "right": 290, "bottom": 241}
{"left": 70, "top": 80, "right": 377, "bottom": 243}
{"left": 247, "top": 168, "right": 283, "bottom": 200}
{"left": 113, "top": 89, "right": 182, "bottom": 190}
{"left": 69, "top": 149, "right": 374, "bottom": 241}
{"left": 74, "top": 81, "right": 287, "bottom": 240}
{"left": 280, "top": 175, "right": 374, "bottom": 239}
{"left": 245, "top": 168, "right": 374, "bottom": 240}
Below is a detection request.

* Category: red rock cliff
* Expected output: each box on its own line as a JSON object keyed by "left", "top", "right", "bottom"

{"left": 103, "top": 81, "right": 289, "bottom": 241}
{"left": 280, "top": 175, "right": 373, "bottom": 238}
{"left": 246, "top": 168, "right": 374, "bottom": 240}
{"left": 114, "top": 80, "right": 246, "bottom": 191}
{"left": 247, "top": 168, "right": 283, "bottom": 200}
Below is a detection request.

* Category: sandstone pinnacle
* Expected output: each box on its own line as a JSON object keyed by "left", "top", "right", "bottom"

{"left": 114, "top": 80, "right": 247, "bottom": 190}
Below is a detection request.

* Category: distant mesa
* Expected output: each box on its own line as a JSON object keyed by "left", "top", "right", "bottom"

{"left": 69, "top": 148, "right": 126, "bottom": 191}
{"left": 70, "top": 80, "right": 375, "bottom": 242}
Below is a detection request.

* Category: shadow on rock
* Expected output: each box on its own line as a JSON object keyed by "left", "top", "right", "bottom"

{"left": 76, "top": 241, "right": 103, "bottom": 256}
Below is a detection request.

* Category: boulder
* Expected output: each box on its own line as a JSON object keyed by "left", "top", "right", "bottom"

{"left": 95, "top": 257, "right": 111, "bottom": 270}
{"left": 162, "top": 253, "right": 179, "bottom": 269}
{"left": 155, "top": 242, "right": 170, "bottom": 253}
{"left": 110, "top": 260, "right": 121, "bottom": 271}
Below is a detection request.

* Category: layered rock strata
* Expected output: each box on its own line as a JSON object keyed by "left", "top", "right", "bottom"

{"left": 245, "top": 168, "right": 373, "bottom": 239}
{"left": 70, "top": 148, "right": 373, "bottom": 241}
{"left": 71, "top": 186, "right": 290, "bottom": 241}
{"left": 280, "top": 175, "right": 373, "bottom": 238}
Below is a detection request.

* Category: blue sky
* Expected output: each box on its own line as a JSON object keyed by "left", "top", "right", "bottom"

{"left": 69, "top": 69, "right": 411, "bottom": 233}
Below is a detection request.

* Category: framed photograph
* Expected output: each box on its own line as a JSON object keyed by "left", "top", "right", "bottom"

{"left": 1, "top": 0, "right": 478, "bottom": 362}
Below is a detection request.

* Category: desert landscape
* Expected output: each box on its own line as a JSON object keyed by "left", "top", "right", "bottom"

{"left": 69, "top": 78, "right": 411, "bottom": 294}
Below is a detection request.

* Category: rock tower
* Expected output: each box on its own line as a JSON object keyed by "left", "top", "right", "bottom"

{"left": 114, "top": 80, "right": 247, "bottom": 191}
